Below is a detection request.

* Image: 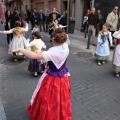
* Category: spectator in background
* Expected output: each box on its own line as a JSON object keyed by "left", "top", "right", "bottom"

{"left": 59, "top": 10, "right": 67, "bottom": 32}
{"left": 39, "top": 10, "right": 45, "bottom": 32}
{"left": 97, "top": 10, "right": 103, "bottom": 34}
{"left": 30, "top": 8, "right": 39, "bottom": 29}
{"left": 45, "top": 9, "right": 51, "bottom": 32}
{"left": 81, "top": 9, "right": 90, "bottom": 32}
{"left": 48, "top": 8, "right": 60, "bottom": 22}
{"left": 106, "top": 6, "right": 118, "bottom": 44}
{"left": 26, "top": 9, "right": 31, "bottom": 23}
{"left": 60, "top": 10, "right": 67, "bottom": 26}
{"left": 12, "top": 9, "right": 20, "bottom": 26}
{"left": 88, "top": 8, "right": 99, "bottom": 46}
{"left": 5, "top": 10, "right": 14, "bottom": 47}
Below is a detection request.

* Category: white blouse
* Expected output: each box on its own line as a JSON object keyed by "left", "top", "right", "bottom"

{"left": 97, "top": 32, "right": 113, "bottom": 44}
{"left": 26, "top": 39, "right": 46, "bottom": 52}
{"left": 42, "top": 43, "right": 69, "bottom": 69}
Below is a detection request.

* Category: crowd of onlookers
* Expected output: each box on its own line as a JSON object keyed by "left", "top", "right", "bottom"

{"left": 82, "top": 6, "right": 119, "bottom": 46}
{"left": 25, "top": 8, "right": 67, "bottom": 32}
{"left": 4, "top": 7, "right": 68, "bottom": 46}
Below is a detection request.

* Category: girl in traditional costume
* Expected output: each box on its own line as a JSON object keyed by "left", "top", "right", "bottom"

{"left": 32, "top": 24, "right": 39, "bottom": 33}
{"left": 26, "top": 31, "right": 46, "bottom": 77}
{"left": 0, "top": 21, "right": 28, "bottom": 61}
{"left": 112, "top": 30, "right": 120, "bottom": 77}
{"left": 95, "top": 23, "right": 113, "bottom": 66}
{"left": 11, "top": 28, "right": 72, "bottom": 120}
{"left": 48, "top": 19, "right": 67, "bottom": 42}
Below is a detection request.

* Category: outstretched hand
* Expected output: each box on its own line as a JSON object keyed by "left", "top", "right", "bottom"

{"left": 11, "top": 49, "right": 20, "bottom": 56}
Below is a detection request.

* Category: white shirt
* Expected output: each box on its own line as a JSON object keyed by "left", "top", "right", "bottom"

{"left": 42, "top": 43, "right": 69, "bottom": 69}
{"left": 26, "top": 39, "right": 46, "bottom": 52}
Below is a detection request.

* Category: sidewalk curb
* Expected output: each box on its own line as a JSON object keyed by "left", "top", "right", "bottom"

{"left": 0, "top": 97, "right": 7, "bottom": 120}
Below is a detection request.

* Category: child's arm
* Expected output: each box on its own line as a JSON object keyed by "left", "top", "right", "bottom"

{"left": 26, "top": 40, "right": 34, "bottom": 48}
{"left": 0, "top": 29, "right": 13, "bottom": 34}
{"left": 23, "top": 23, "right": 29, "bottom": 32}
{"left": 66, "top": 34, "right": 70, "bottom": 45}
{"left": 113, "top": 30, "right": 120, "bottom": 39}
{"left": 97, "top": 34, "right": 102, "bottom": 45}
{"left": 11, "top": 48, "right": 44, "bottom": 60}
{"left": 59, "top": 25, "right": 67, "bottom": 28}
{"left": 42, "top": 43, "right": 46, "bottom": 49}
{"left": 108, "top": 32, "right": 113, "bottom": 46}
{"left": 32, "top": 28, "right": 35, "bottom": 33}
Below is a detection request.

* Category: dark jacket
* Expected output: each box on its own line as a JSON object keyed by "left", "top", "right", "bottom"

{"left": 12, "top": 13, "right": 21, "bottom": 25}
{"left": 31, "top": 12, "right": 39, "bottom": 25}
{"left": 39, "top": 13, "right": 45, "bottom": 22}
{"left": 60, "top": 14, "right": 67, "bottom": 26}
{"left": 48, "top": 12, "right": 60, "bottom": 22}
{"left": 88, "top": 13, "right": 99, "bottom": 28}
{"left": 5, "top": 14, "right": 14, "bottom": 30}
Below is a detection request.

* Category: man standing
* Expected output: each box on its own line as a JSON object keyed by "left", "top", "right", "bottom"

{"left": 31, "top": 8, "right": 39, "bottom": 29}
{"left": 106, "top": 6, "right": 118, "bottom": 44}
{"left": 88, "top": 8, "right": 99, "bottom": 45}
{"left": 48, "top": 8, "right": 60, "bottom": 22}
{"left": 45, "top": 9, "right": 51, "bottom": 32}
{"left": 39, "top": 10, "right": 45, "bottom": 32}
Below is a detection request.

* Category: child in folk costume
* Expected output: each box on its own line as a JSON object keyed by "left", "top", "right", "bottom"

{"left": 11, "top": 28, "right": 72, "bottom": 120}
{"left": 26, "top": 31, "right": 46, "bottom": 77}
{"left": 95, "top": 23, "right": 113, "bottom": 66}
{"left": 112, "top": 30, "right": 120, "bottom": 77}
{"left": 32, "top": 24, "right": 39, "bottom": 33}
{"left": 0, "top": 21, "right": 29, "bottom": 61}
{"left": 48, "top": 19, "right": 67, "bottom": 42}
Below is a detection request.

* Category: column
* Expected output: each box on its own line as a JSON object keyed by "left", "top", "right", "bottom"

{"left": 75, "top": 0, "right": 84, "bottom": 30}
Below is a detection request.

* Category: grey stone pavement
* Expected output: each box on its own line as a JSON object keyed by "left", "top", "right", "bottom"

{"left": 0, "top": 23, "right": 120, "bottom": 120}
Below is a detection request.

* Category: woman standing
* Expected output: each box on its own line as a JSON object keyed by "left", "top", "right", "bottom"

{"left": 5, "top": 10, "right": 13, "bottom": 47}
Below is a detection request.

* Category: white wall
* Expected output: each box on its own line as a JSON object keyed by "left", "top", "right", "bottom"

{"left": 75, "top": 0, "right": 84, "bottom": 30}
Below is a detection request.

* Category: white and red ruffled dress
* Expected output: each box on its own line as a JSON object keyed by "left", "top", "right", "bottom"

{"left": 28, "top": 43, "right": 72, "bottom": 120}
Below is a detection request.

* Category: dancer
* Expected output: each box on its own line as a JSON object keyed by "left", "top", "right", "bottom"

{"left": 95, "top": 23, "right": 113, "bottom": 66}
{"left": 48, "top": 19, "right": 67, "bottom": 42}
{"left": 26, "top": 31, "right": 46, "bottom": 77}
{"left": 0, "top": 21, "right": 29, "bottom": 61}
{"left": 11, "top": 28, "right": 72, "bottom": 120}
{"left": 112, "top": 30, "right": 120, "bottom": 77}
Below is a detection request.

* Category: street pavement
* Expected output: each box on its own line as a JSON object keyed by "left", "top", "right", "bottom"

{"left": 0, "top": 23, "right": 120, "bottom": 120}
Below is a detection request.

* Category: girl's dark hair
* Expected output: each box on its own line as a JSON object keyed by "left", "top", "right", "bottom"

{"left": 15, "top": 21, "right": 21, "bottom": 27}
{"left": 33, "top": 31, "right": 42, "bottom": 39}
{"left": 52, "top": 28, "right": 67, "bottom": 44}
